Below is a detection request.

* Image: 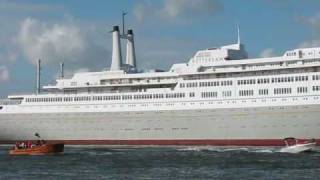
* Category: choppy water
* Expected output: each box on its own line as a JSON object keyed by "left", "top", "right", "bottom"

{"left": 0, "top": 146, "right": 320, "bottom": 180}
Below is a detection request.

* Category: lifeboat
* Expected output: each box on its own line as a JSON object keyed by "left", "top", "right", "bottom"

{"left": 9, "top": 133, "right": 64, "bottom": 155}
{"left": 9, "top": 143, "right": 64, "bottom": 155}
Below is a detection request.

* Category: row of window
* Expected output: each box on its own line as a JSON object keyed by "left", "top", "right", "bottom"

{"left": 239, "top": 90, "right": 254, "bottom": 96}
{"left": 274, "top": 88, "right": 291, "bottom": 95}
{"left": 26, "top": 93, "right": 187, "bottom": 103}
{"left": 237, "top": 76, "right": 309, "bottom": 85}
{"left": 272, "top": 76, "right": 308, "bottom": 83}
{"left": 185, "top": 82, "right": 198, "bottom": 88}
{"left": 200, "top": 91, "right": 232, "bottom": 98}
{"left": 12, "top": 97, "right": 320, "bottom": 112}
{"left": 257, "top": 78, "right": 270, "bottom": 84}
{"left": 181, "top": 80, "right": 232, "bottom": 88}
{"left": 133, "top": 93, "right": 186, "bottom": 99}
{"left": 259, "top": 89, "right": 269, "bottom": 95}
{"left": 286, "top": 51, "right": 320, "bottom": 57}
{"left": 297, "top": 87, "right": 308, "bottom": 94}
{"left": 201, "top": 92, "right": 218, "bottom": 98}
{"left": 222, "top": 91, "right": 232, "bottom": 97}
{"left": 238, "top": 79, "right": 256, "bottom": 85}
{"left": 181, "top": 74, "right": 320, "bottom": 89}
{"left": 313, "top": 86, "right": 320, "bottom": 91}
{"left": 199, "top": 80, "right": 232, "bottom": 87}
{"left": 24, "top": 85, "right": 320, "bottom": 103}
{"left": 286, "top": 52, "right": 297, "bottom": 56}
{"left": 313, "top": 75, "right": 320, "bottom": 80}
{"left": 26, "top": 97, "right": 63, "bottom": 102}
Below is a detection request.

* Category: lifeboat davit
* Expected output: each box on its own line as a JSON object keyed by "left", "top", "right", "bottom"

{"left": 9, "top": 143, "right": 64, "bottom": 155}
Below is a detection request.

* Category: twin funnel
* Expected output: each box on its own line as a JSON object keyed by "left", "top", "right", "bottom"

{"left": 126, "top": 29, "right": 136, "bottom": 68}
{"left": 110, "top": 26, "right": 136, "bottom": 71}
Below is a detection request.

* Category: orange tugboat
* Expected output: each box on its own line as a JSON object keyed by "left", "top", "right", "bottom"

{"left": 9, "top": 133, "right": 64, "bottom": 155}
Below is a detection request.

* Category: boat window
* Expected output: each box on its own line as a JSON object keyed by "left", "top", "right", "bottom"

{"left": 0, "top": 106, "right": 3, "bottom": 110}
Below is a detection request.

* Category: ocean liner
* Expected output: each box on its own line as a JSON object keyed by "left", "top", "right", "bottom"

{"left": 1, "top": 25, "right": 320, "bottom": 146}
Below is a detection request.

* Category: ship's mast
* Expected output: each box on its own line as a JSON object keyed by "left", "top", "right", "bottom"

{"left": 60, "top": 62, "right": 64, "bottom": 78}
{"left": 36, "top": 59, "right": 41, "bottom": 94}
{"left": 237, "top": 25, "right": 241, "bottom": 45}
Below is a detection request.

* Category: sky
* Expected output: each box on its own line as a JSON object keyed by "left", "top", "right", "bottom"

{"left": 0, "top": 0, "right": 320, "bottom": 97}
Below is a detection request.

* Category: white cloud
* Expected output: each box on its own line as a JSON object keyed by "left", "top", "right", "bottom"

{"left": 134, "top": 2, "right": 153, "bottom": 22}
{"left": 16, "top": 18, "right": 110, "bottom": 71}
{"left": 299, "top": 40, "right": 320, "bottom": 48}
{"left": 161, "top": 0, "right": 223, "bottom": 19}
{"left": 0, "top": 66, "right": 9, "bottom": 82}
{"left": 303, "top": 13, "right": 320, "bottom": 28}
{"left": 134, "top": 0, "right": 223, "bottom": 22}
{"left": 134, "top": 35, "right": 204, "bottom": 70}
{"left": 0, "top": 0, "right": 62, "bottom": 14}
{"left": 0, "top": 49, "right": 18, "bottom": 63}
{"left": 260, "top": 48, "right": 276, "bottom": 58}
{"left": 18, "top": 18, "right": 84, "bottom": 65}
{"left": 298, "top": 13, "right": 320, "bottom": 48}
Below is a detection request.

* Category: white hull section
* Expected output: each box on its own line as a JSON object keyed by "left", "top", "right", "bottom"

{"left": 1, "top": 96, "right": 320, "bottom": 145}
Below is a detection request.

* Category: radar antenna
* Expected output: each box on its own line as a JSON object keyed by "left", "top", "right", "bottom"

{"left": 122, "top": 11, "right": 128, "bottom": 36}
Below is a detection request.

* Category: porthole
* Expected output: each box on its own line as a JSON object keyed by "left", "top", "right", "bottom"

{"left": 0, "top": 106, "right": 2, "bottom": 110}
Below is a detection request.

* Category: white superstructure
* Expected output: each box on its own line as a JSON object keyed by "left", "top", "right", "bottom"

{"left": 1, "top": 25, "right": 320, "bottom": 146}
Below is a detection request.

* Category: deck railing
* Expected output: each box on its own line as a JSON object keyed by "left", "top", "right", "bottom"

{"left": 0, "top": 99, "right": 22, "bottom": 105}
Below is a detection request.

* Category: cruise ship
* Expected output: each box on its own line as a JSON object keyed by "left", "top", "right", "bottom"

{"left": 1, "top": 25, "right": 320, "bottom": 146}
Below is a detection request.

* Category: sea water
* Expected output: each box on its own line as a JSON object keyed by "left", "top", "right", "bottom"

{"left": 0, "top": 146, "right": 319, "bottom": 179}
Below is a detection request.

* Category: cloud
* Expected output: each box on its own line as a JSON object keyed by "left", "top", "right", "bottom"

{"left": 298, "top": 13, "right": 320, "bottom": 48}
{"left": 301, "top": 13, "right": 320, "bottom": 28}
{"left": 18, "top": 18, "right": 84, "bottom": 65}
{"left": 0, "top": 0, "right": 62, "bottom": 14}
{"left": 134, "top": 35, "right": 205, "bottom": 70}
{"left": 134, "top": 2, "right": 153, "bottom": 22}
{"left": 0, "top": 66, "right": 9, "bottom": 82}
{"left": 259, "top": 48, "right": 276, "bottom": 58}
{"left": 134, "top": 0, "right": 223, "bottom": 22}
{"left": 161, "top": 0, "right": 223, "bottom": 19}
{"left": 0, "top": 48, "right": 18, "bottom": 63}
{"left": 299, "top": 40, "right": 320, "bottom": 48}
{"left": 16, "top": 18, "right": 110, "bottom": 72}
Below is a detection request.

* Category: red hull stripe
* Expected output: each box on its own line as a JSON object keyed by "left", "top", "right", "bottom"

{"left": 1, "top": 139, "right": 319, "bottom": 146}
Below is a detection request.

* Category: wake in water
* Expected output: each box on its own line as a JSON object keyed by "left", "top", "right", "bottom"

{"left": 176, "top": 146, "right": 320, "bottom": 154}
{"left": 1, "top": 144, "right": 320, "bottom": 156}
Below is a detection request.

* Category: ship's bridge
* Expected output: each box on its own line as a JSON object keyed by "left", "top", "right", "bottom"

{"left": 283, "top": 47, "right": 320, "bottom": 60}
{"left": 188, "top": 42, "right": 248, "bottom": 66}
